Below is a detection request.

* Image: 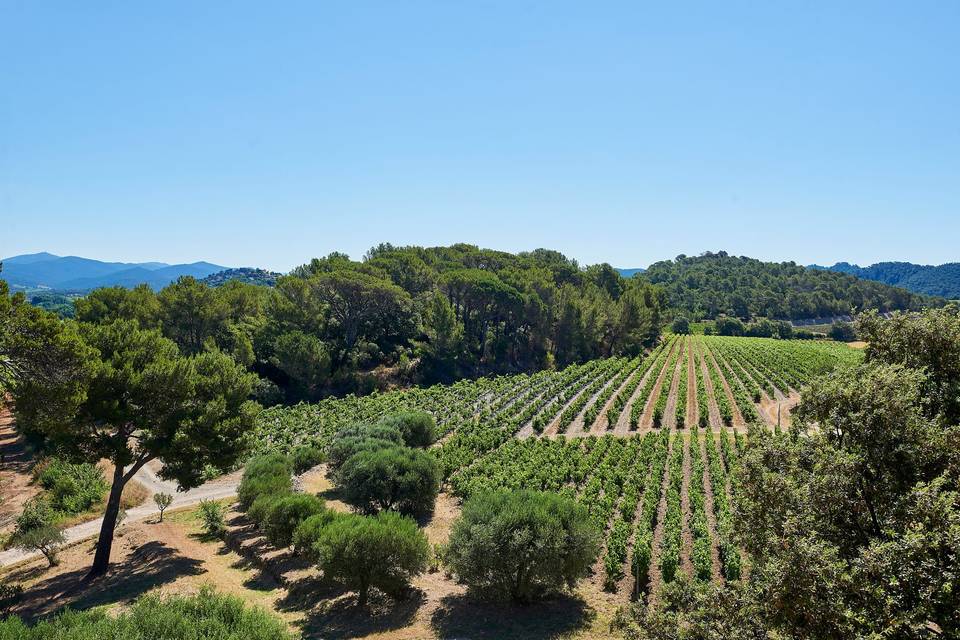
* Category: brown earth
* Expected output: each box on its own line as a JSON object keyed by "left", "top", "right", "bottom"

{"left": 697, "top": 431, "right": 723, "bottom": 582}
{"left": 3, "top": 467, "right": 622, "bottom": 639}
{"left": 0, "top": 402, "right": 40, "bottom": 534}
{"left": 700, "top": 343, "right": 745, "bottom": 428}
{"left": 679, "top": 433, "right": 693, "bottom": 579}
{"left": 646, "top": 432, "right": 675, "bottom": 607}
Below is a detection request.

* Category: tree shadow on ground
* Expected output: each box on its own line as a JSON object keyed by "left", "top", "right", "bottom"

{"left": 12, "top": 540, "right": 204, "bottom": 622}
{"left": 294, "top": 587, "right": 426, "bottom": 639}
{"left": 430, "top": 592, "right": 596, "bottom": 640}
{"left": 222, "top": 512, "right": 312, "bottom": 589}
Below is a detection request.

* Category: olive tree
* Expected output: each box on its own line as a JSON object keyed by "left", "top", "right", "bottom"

{"left": 312, "top": 511, "right": 429, "bottom": 607}
{"left": 445, "top": 490, "right": 601, "bottom": 602}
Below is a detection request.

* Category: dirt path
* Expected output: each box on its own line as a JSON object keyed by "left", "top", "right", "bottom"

{"left": 646, "top": 433, "right": 674, "bottom": 607}
{"left": 538, "top": 367, "right": 610, "bottom": 438}
{"left": 0, "top": 466, "right": 243, "bottom": 568}
{"left": 658, "top": 342, "right": 686, "bottom": 432}
{"left": 679, "top": 432, "right": 693, "bottom": 579}
{"left": 586, "top": 362, "right": 643, "bottom": 435}
{"left": 686, "top": 344, "right": 697, "bottom": 430}
{"left": 701, "top": 344, "right": 745, "bottom": 427}
{"left": 760, "top": 391, "right": 801, "bottom": 430}
{"left": 0, "top": 402, "right": 41, "bottom": 533}
{"left": 611, "top": 358, "right": 659, "bottom": 436}
{"left": 562, "top": 369, "right": 622, "bottom": 437}
{"left": 620, "top": 341, "right": 677, "bottom": 433}
{"left": 697, "top": 431, "right": 723, "bottom": 581}
{"left": 697, "top": 347, "right": 724, "bottom": 429}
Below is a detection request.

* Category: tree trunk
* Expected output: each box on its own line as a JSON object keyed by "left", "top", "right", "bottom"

{"left": 358, "top": 578, "right": 369, "bottom": 608}
{"left": 86, "top": 462, "right": 129, "bottom": 579}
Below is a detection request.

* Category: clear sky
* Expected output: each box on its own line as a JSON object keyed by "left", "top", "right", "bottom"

{"left": 2, "top": 1, "right": 958, "bottom": 272}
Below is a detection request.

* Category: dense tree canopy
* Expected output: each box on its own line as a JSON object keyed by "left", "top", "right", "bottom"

{"left": 57, "top": 245, "right": 665, "bottom": 401}
{"left": 11, "top": 316, "right": 259, "bottom": 577}
{"left": 640, "top": 251, "right": 938, "bottom": 321}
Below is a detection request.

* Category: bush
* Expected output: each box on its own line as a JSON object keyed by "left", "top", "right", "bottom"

{"left": 34, "top": 458, "right": 108, "bottom": 514}
{"left": 10, "top": 498, "right": 65, "bottom": 567}
{"left": 313, "top": 511, "right": 429, "bottom": 607}
{"left": 445, "top": 490, "right": 601, "bottom": 602}
{"left": 248, "top": 493, "right": 284, "bottom": 528}
{"left": 198, "top": 500, "right": 226, "bottom": 538}
{"left": 337, "top": 446, "right": 439, "bottom": 516}
{"left": 0, "top": 586, "right": 293, "bottom": 639}
{"left": 671, "top": 316, "right": 691, "bottom": 335}
{"left": 263, "top": 494, "right": 326, "bottom": 548}
{"left": 326, "top": 421, "right": 405, "bottom": 473}
{"left": 292, "top": 510, "right": 344, "bottom": 560}
{"left": 379, "top": 412, "right": 438, "bottom": 448}
{"left": 291, "top": 445, "right": 326, "bottom": 474}
{"left": 238, "top": 453, "right": 293, "bottom": 510}
{"left": 829, "top": 321, "right": 856, "bottom": 342}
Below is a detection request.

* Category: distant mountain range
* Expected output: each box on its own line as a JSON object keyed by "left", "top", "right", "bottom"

{"left": 1, "top": 252, "right": 228, "bottom": 292}
{"left": 809, "top": 261, "right": 960, "bottom": 300}
{"left": 616, "top": 267, "right": 646, "bottom": 278}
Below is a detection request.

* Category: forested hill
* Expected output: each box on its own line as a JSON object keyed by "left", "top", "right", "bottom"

{"left": 810, "top": 261, "right": 960, "bottom": 299}
{"left": 638, "top": 251, "right": 939, "bottom": 321}
{"left": 66, "top": 244, "right": 664, "bottom": 402}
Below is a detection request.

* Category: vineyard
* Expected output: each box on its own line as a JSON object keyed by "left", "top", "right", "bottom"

{"left": 250, "top": 335, "right": 861, "bottom": 458}
{"left": 242, "top": 335, "right": 861, "bottom": 595}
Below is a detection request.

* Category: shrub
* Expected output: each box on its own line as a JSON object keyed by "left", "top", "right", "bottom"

{"left": 292, "top": 510, "right": 344, "bottom": 560}
{"left": 0, "top": 586, "right": 293, "bottom": 639}
{"left": 248, "top": 494, "right": 283, "bottom": 529}
{"left": 263, "top": 494, "right": 326, "bottom": 548}
{"left": 154, "top": 492, "right": 173, "bottom": 522}
{"left": 671, "top": 316, "right": 691, "bottom": 335}
{"left": 35, "top": 458, "right": 108, "bottom": 514}
{"left": 291, "top": 445, "right": 326, "bottom": 475}
{"left": 445, "top": 490, "right": 601, "bottom": 602}
{"left": 10, "top": 498, "right": 65, "bottom": 567}
{"left": 326, "top": 428, "right": 402, "bottom": 474}
{"left": 238, "top": 453, "right": 293, "bottom": 510}
{"left": 313, "top": 511, "right": 429, "bottom": 607}
{"left": 337, "top": 446, "right": 439, "bottom": 516}
{"left": 198, "top": 500, "right": 226, "bottom": 538}
{"left": 379, "top": 411, "right": 438, "bottom": 448}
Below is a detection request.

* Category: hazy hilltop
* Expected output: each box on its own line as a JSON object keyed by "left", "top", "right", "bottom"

{"left": 0, "top": 253, "right": 227, "bottom": 291}
{"left": 810, "top": 261, "right": 960, "bottom": 300}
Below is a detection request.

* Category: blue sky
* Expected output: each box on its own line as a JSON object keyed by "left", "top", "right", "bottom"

{"left": 2, "top": 1, "right": 958, "bottom": 272}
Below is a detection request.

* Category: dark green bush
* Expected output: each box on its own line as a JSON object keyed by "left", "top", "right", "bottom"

{"left": 337, "top": 446, "right": 439, "bottom": 516}
{"left": 198, "top": 500, "right": 227, "bottom": 538}
{"left": 313, "top": 511, "right": 429, "bottom": 607}
{"left": 248, "top": 493, "right": 284, "bottom": 528}
{"left": 292, "top": 510, "right": 344, "bottom": 560}
{"left": 237, "top": 453, "right": 293, "bottom": 510}
{"left": 327, "top": 436, "right": 398, "bottom": 476}
{"left": 378, "top": 411, "right": 438, "bottom": 447}
{"left": 445, "top": 490, "right": 601, "bottom": 602}
{"left": 291, "top": 445, "right": 326, "bottom": 474}
{"left": 264, "top": 494, "right": 326, "bottom": 548}
{"left": 34, "top": 458, "right": 107, "bottom": 514}
{"left": 0, "top": 586, "right": 293, "bottom": 639}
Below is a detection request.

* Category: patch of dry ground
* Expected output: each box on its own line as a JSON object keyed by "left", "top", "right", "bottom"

{"left": 3, "top": 467, "right": 621, "bottom": 639}
{"left": 0, "top": 402, "right": 40, "bottom": 534}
